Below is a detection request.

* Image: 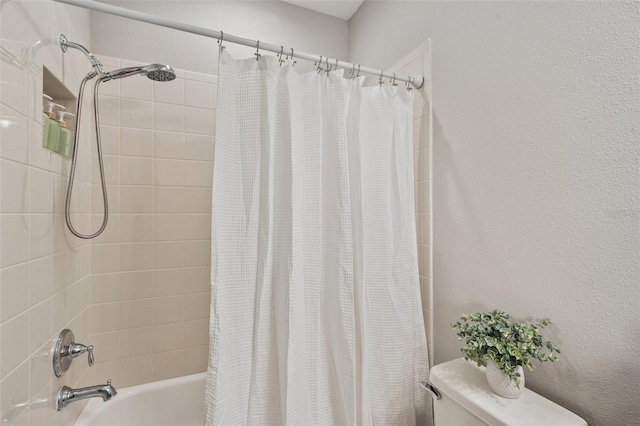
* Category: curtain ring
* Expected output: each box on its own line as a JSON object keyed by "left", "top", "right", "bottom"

{"left": 379, "top": 70, "right": 384, "bottom": 87}
{"left": 350, "top": 63, "right": 356, "bottom": 79}
{"left": 356, "top": 64, "right": 361, "bottom": 78}
{"left": 290, "top": 48, "right": 296, "bottom": 67}
{"left": 316, "top": 55, "right": 323, "bottom": 72}
{"left": 279, "top": 46, "right": 284, "bottom": 66}
{"left": 255, "top": 40, "right": 261, "bottom": 61}
{"left": 392, "top": 72, "right": 397, "bottom": 86}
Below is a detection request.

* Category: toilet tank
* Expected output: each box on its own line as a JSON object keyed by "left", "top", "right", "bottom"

{"left": 429, "top": 358, "right": 587, "bottom": 426}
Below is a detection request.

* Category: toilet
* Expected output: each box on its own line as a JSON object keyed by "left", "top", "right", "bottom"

{"left": 427, "top": 358, "right": 587, "bottom": 426}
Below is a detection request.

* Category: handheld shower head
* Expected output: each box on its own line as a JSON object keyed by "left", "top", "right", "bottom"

{"left": 145, "top": 64, "right": 176, "bottom": 82}
{"left": 101, "top": 64, "right": 176, "bottom": 82}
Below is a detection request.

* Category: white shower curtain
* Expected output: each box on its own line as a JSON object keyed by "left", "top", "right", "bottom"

{"left": 206, "top": 50, "right": 429, "bottom": 425}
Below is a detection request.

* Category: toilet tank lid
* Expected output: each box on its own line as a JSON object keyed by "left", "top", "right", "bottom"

{"left": 429, "top": 358, "right": 587, "bottom": 426}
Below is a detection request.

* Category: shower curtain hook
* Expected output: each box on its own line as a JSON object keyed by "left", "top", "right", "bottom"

{"left": 278, "top": 46, "right": 285, "bottom": 66}
{"left": 316, "top": 55, "right": 323, "bottom": 73}
{"left": 290, "top": 48, "right": 296, "bottom": 67}
{"left": 379, "top": 70, "right": 384, "bottom": 87}
{"left": 325, "top": 57, "right": 331, "bottom": 75}
{"left": 218, "top": 31, "right": 225, "bottom": 52}
{"left": 356, "top": 64, "right": 361, "bottom": 78}
{"left": 391, "top": 72, "right": 398, "bottom": 86}
{"left": 255, "top": 41, "right": 261, "bottom": 61}
{"left": 350, "top": 63, "right": 356, "bottom": 79}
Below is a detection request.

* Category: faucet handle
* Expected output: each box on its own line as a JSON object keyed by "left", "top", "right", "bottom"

{"left": 69, "top": 343, "right": 95, "bottom": 367}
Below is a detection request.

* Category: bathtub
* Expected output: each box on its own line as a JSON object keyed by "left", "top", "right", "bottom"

{"left": 75, "top": 373, "right": 206, "bottom": 426}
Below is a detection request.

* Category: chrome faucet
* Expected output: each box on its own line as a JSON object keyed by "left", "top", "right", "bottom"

{"left": 57, "top": 379, "right": 117, "bottom": 410}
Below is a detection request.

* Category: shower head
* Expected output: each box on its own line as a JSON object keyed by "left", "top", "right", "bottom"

{"left": 101, "top": 64, "right": 176, "bottom": 82}
{"left": 60, "top": 34, "right": 176, "bottom": 83}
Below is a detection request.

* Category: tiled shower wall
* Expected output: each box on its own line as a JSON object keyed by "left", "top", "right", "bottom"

{"left": 0, "top": 0, "right": 95, "bottom": 425}
{"left": 83, "top": 56, "right": 215, "bottom": 388}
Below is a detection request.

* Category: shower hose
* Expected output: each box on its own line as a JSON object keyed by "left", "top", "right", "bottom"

{"left": 65, "top": 71, "right": 109, "bottom": 239}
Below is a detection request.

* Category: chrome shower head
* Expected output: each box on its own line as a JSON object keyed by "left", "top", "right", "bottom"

{"left": 144, "top": 64, "right": 176, "bottom": 82}
{"left": 101, "top": 64, "right": 176, "bottom": 82}
{"left": 59, "top": 34, "right": 176, "bottom": 84}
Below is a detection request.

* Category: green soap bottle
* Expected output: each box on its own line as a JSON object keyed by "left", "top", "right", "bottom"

{"left": 46, "top": 103, "right": 65, "bottom": 152}
{"left": 56, "top": 111, "right": 76, "bottom": 159}
{"left": 42, "top": 94, "right": 53, "bottom": 147}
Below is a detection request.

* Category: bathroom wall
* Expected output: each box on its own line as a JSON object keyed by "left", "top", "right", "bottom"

{"left": 89, "top": 0, "right": 349, "bottom": 76}
{"left": 82, "top": 55, "right": 215, "bottom": 388}
{"left": 0, "top": 0, "right": 95, "bottom": 425}
{"left": 350, "top": 2, "right": 640, "bottom": 425}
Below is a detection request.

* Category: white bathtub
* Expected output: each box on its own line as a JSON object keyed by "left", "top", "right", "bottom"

{"left": 75, "top": 373, "right": 206, "bottom": 426}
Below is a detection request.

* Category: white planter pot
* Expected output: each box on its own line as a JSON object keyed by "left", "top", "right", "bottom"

{"left": 485, "top": 361, "right": 524, "bottom": 399}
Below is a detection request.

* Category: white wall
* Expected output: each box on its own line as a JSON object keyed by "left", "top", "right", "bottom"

{"left": 350, "top": 2, "right": 639, "bottom": 425}
{"left": 90, "top": 0, "right": 349, "bottom": 75}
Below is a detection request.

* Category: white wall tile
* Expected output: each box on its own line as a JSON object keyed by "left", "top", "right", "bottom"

{"left": 28, "top": 255, "right": 52, "bottom": 307}
{"left": 121, "top": 327, "right": 154, "bottom": 358}
{"left": 0, "top": 312, "right": 29, "bottom": 378}
{"left": 154, "top": 215, "right": 185, "bottom": 242}
{"left": 185, "top": 160, "right": 212, "bottom": 188}
{"left": 185, "top": 80, "right": 215, "bottom": 109}
{"left": 121, "top": 128, "right": 153, "bottom": 157}
{"left": 185, "top": 134, "right": 213, "bottom": 161}
{"left": 122, "top": 299, "right": 154, "bottom": 329}
{"left": 121, "top": 157, "right": 153, "bottom": 185}
{"left": 185, "top": 107, "right": 214, "bottom": 135}
{"left": 153, "top": 295, "right": 184, "bottom": 325}
{"left": 121, "top": 214, "right": 154, "bottom": 243}
{"left": 120, "top": 99, "right": 152, "bottom": 129}
{"left": 121, "top": 242, "right": 154, "bottom": 271}
{"left": 154, "top": 241, "right": 185, "bottom": 269}
{"left": 154, "top": 103, "right": 184, "bottom": 133}
{"left": 155, "top": 187, "right": 184, "bottom": 213}
{"left": 154, "top": 268, "right": 185, "bottom": 297}
{"left": 1, "top": 214, "right": 29, "bottom": 268}
{"left": 154, "top": 131, "right": 184, "bottom": 159}
{"left": 0, "top": 104, "right": 29, "bottom": 164}
{"left": 120, "top": 73, "right": 153, "bottom": 101}
{"left": 1, "top": 159, "right": 29, "bottom": 213}
{"left": 1, "top": 263, "right": 29, "bottom": 323}
{"left": 185, "top": 266, "right": 210, "bottom": 294}
{"left": 185, "top": 187, "right": 211, "bottom": 214}
{"left": 121, "top": 270, "right": 154, "bottom": 301}
{"left": 97, "top": 96, "right": 120, "bottom": 126}
{"left": 154, "top": 78, "right": 184, "bottom": 105}
{"left": 185, "top": 214, "right": 211, "bottom": 241}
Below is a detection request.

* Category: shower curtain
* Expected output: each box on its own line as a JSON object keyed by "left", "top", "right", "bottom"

{"left": 206, "top": 50, "right": 429, "bottom": 425}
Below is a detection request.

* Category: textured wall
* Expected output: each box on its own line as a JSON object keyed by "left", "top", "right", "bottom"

{"left": 90, "top": 0, "right": 349, "bottom": 76}
{"left": 350, "top": 2, "right": 639, "bottom": 425}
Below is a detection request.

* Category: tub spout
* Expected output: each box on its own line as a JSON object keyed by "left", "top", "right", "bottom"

{"left": 57, "top": 379, "right": 117, "bottom": 410}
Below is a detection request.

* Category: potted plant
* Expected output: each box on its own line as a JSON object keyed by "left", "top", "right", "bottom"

{"left": 450, "top": 309, "right": 560, "bottom": 398}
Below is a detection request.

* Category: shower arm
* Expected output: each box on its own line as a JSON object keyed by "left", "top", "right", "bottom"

{"left": 60, "top": 34, "right": 106, "bottom": 76}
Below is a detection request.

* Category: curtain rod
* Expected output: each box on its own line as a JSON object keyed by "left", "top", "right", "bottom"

{"left": 52, "top": 0, "right": 424, "bottom": 89}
